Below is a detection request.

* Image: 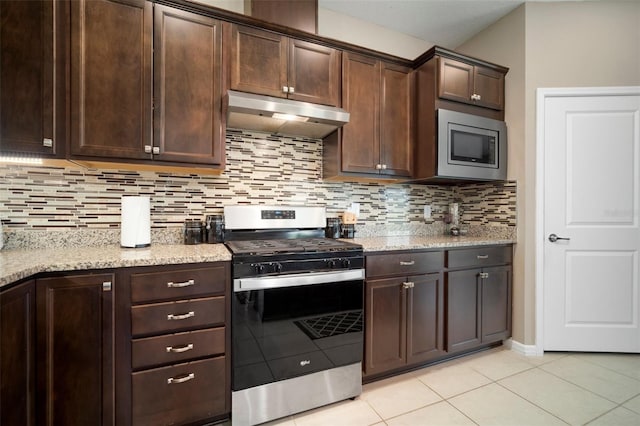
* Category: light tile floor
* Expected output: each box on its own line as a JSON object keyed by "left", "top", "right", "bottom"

{"left": 261, "top": 347, "right": 640, "bottom": 426}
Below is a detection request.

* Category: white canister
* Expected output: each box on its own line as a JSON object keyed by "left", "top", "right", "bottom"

{"left": 120, "top": 196, "right": 151, "bottom": 248}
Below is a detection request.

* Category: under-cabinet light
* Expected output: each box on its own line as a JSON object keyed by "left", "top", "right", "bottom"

{"left": 0, "top": 155, "right": 43, "bottom": 165}
{"left": 272, "top": 113, "right": 309, "bottom": 122}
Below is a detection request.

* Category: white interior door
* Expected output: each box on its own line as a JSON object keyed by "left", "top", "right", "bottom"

{"left": 542, "top": 88, "right": 640, "bottom": 352}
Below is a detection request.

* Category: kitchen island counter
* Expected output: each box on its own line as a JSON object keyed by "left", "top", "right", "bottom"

{"left": 0, "top": 243, "right": 231, "bottom": 288}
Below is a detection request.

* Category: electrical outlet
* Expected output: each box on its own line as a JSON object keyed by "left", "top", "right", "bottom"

{"left": 423, "top": 205, "right": 431, "bottom": 220}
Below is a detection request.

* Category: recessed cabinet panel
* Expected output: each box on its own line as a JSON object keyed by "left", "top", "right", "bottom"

{"left": 473, "top": 66, "right": 504, "bottom": 111}
{"left": 438, "top": 58, "right": 474, "bottom": 105}
{"left": 341, "top": 53, "right": 380, "bottom": 174}
{"left": 154, "top": 6, "right": 224, "bottom": 165}
{"left": 407, "top": 273, "right": 444, "bottom": 365}
{"left": 230, "top": 25, "right": 288, "bottom": 97}
{"left": 481, "top": 266, "right": 512, "bottom": 343}
{"left": 365, "top": 277, "right": 406, "bottom": 375}
{"left": 380, "top": 63, "right": 413, "bottom": 177}
{"left": 0, "top": 0, "right": 64, "bottom": 157}
{"left": 288, "top": 39, "right": 340, "bottom": 106}
{"left": 446, "top": 269, "right": 482, "bottom": 353}
{"left": 70, "top": 0, "right": 152, "bottom": 160}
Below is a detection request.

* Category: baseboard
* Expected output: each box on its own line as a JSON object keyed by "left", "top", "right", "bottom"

{"left": 504, "top": 338, "right": 542, "bottom": 356}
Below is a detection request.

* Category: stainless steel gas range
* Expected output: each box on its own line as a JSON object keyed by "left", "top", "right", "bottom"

{"left": 224, "top": 205, "right": 364, "bottom": 426}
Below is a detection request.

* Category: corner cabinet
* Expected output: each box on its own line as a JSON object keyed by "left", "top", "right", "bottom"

{"left": 0, "top": 280, "right": 36, "bottom": 426}
{"left": 446, "top": 246, "right": 512, "bottom": 353}
{"left": 36, "top": 272, "right": 116, "bottom": 426}
{"left": 323, "top": 52, "right": 413, "bottom": 180}
{"left": 229, "top": 24, "right": 341, "bottom": 107}
{"left": 364, "top": 251, "right": 445, "bottom": 378}
{"left": 70, "top": 0, "right": 225, "bottom": 170}
{"left": 0, "top": 0, "right": 66, "bottom": 158}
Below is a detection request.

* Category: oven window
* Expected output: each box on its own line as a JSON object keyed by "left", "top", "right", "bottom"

{"left": 450, "top": 129, "right": 497, "bottom": 165}
{"left": 232, "top": 280, "right": 363, "bottom": 391}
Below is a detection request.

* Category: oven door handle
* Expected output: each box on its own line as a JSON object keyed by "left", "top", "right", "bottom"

{"left": 234, "top": 269, "right": 365, "bottom": 292}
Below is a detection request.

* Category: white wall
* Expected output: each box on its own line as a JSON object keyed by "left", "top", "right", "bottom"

{"left": 457, "top": 0, "right": 640, "bottom": 346}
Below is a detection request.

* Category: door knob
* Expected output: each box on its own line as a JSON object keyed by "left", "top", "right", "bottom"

{"left": 548, "top": 233, "right": 570, "bottom": 242}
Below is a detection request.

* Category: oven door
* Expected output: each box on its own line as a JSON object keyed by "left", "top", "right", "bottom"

{"left": 232, "top": 271, "right": 364, "bottom": 391}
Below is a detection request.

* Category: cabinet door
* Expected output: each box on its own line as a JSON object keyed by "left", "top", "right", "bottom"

{"left": 365, "top": 277, "right": 406, "bottom": 376}
{"left": 380, "top": 62, "right": 413, "bottom": 177}
{"left": 481, "top": 265, "right": 512, "bottom": 343}
{"left": 473, "top": 65, "right": 504, "bottom": 111}
{"left": 0, "top": 280, "right": 36, "bottom": 426}
{"left": 446, "top": 269, "right": 481, "bottom": 353}
{"left": 407, "top": 273, "right": 445, "bottom": 365}
{"left": 288, "top": 39, "right": 340, "bottom": 106}
{"left": 70, "top": 0, "right": 152, "bottom": 160}
{"left": 438, "top": 57, "right": 473, "bottom": 105}
{"left": 229, "top": 25, "right": 287, "bottom": 98}
{"left": 37, "top": 273, "right": 115, "bottom": 426}
{"left": 341, "top": 52, "right": 380, "bottom": 174}
{"left": 153, "top": 6, "right": 224, "bottom": 166}
{"left": 0, "top": 1, "right": 64, "bottom": 157}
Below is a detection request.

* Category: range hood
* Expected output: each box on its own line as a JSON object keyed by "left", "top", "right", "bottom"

{"left": 226, "top": 90, "right": 350, "bottom": 139}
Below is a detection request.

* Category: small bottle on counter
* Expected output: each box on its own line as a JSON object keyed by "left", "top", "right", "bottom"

{"left": 184, "top": 219, "right": 204, "bottom": 245}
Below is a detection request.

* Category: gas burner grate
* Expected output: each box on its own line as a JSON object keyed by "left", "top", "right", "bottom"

{"left": 295, "top": 310, "right": 363, "bottom": 340}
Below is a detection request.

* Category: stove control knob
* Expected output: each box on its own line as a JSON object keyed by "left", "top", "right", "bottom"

{"left": 255, "top": 264, "right": 266, "bottom": 274}
{"left": 342, "top": 258, "right": 351, "bottom": 268}
{"left": 272, "top": 262, "right": 283, "bottom": 273}
{"left": 326, "top": 259, "right": 337, "bottom": 269}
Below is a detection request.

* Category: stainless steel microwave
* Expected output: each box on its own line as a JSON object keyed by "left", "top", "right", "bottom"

{"left": 436, "top": 109, "right": 507, "bottom": 181}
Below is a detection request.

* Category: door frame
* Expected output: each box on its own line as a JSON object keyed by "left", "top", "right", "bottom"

{"left": 534, "top": 86, "right": 640, "bottom": 355}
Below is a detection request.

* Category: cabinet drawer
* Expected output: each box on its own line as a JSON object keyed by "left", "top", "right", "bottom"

{"left": 131, "top": 265, "right": 227, "bottom": 303}
{"left": 447, "top": 246, "right": 512, "bottom": 269}
{"left": 131, "top": 297, "right": 225, "bottom": 337}
{"left": 132, "top": 356, "right": 227, "bottom": 425}
{"left": 132, "top": 327, "right": 225, "bottom": 370}
{"left": 366, "top": 251, "right": 443, "bottom": 278}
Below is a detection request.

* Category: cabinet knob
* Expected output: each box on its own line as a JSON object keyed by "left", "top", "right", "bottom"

{"left": 402, "top": 281, "right": 415, "bottom": 289}
{"left": 282, "top": 86, "right": 289, "bottom": 93}
{"left": 289, "top": 86, "right": 295, "bottom": 94}
{"left": 152, "top": 146, "right": 160, "bottom": 155}
{"left": 376, "top": 164, "right": 382, "bottom": 170}
{"left": 479, "top": 272, "right": 489, "bottom": 279}
{"left": 471, "top": 93, "right": 482, "bottom": 101}
{"left": 144, "top": 145, "right": 152, "bottom": 153}
{"left": 381, "top": 164, "right": 387, "bottom": 170}
{"left": 43, "top": 138, "right": 53, "bottom": 148}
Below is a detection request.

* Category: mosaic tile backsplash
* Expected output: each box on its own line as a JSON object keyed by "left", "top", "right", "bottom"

{"left": 0, "top": 130, "right": 516, "bottom": 231}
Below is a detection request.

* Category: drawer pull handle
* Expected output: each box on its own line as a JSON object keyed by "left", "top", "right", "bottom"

{"left": 167, "top": 373, "right": 195, "bottom": 385}
{"left": 479, "top": 272, "right": 490, "bottom": 279}
{"left": 167, "top": 279, "right": 195, "bottom": 288}
{"left": 402, "top": 282, "right": 415, "bottom": 289}
{"left": 167, "top": 311, "right": 195, "bottom": 321}
{"left": 166, "top": 343, "right": 194, "bottom": 353}
{"left": 476, "top": 255, "right": 489, "bottom": 260}
{"left": 400, "top": 261, "right": 415, "bottom": 266}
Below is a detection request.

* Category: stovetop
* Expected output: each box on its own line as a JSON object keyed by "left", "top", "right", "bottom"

{"left": 225, "top": 237, "right": 361, "bottom": 255}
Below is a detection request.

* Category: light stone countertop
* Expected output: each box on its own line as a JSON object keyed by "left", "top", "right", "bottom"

{"left": 0, "top": 244, "right": 232, "bottom": 289}
{"left": 352, "top": 235, "right": 516, "bottom": 252}
{"left": 0, "top": 234, "right": 516, "bottom": 289}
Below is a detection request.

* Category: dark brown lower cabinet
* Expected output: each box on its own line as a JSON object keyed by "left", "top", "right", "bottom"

{"left": 446, "top": 265, "right": 512, "bottom": 353}
{"left": 0, "top": 280, "right": 36, "bottom": 426}
{"left": 365, "top": 273, "right": 444, "bottom": 377}
{"left": 36, "top": 273, "right": 115, "bottom": 426}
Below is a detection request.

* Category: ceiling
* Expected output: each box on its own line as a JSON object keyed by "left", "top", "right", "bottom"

{"left": 318, "top": 0, "right": 584, "bottom": 49}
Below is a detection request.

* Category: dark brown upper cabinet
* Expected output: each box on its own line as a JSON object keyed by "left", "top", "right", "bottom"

{"left": 229, "top": 24, "right": 340, "bottom": 107}
{"left": 0, "top": 0, "right": 66, "bottom": 158}
{"left": 323, "top": 52, "right": 412, "bottom": 180}
{"left": 69, "top": 0, "right": 152, "bottom": 161}
{"left": 250, "top": 0, "right": 317, "bottom": 34}
{"left": 69, "top": 0, "right": 225, "bottom": 171}
{"left": 439, "top": 57, "right": 504, "bottom": 111}
{"left": 153, "top": 5, "right": 225, "bottom": 167}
